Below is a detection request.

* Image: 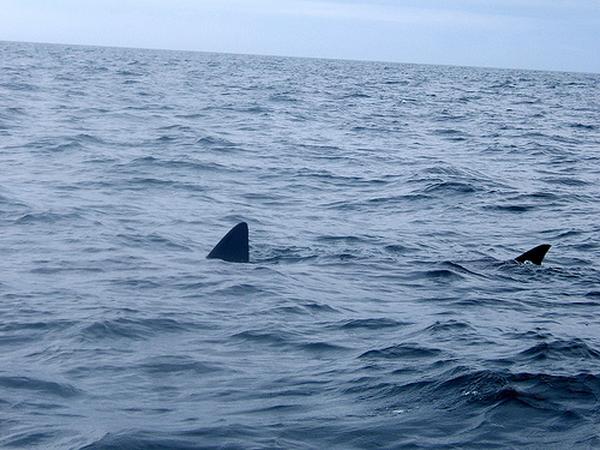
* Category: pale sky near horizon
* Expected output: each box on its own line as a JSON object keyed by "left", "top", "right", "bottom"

{"left": 2, "top": 0, "right": 600, "bottom": 73}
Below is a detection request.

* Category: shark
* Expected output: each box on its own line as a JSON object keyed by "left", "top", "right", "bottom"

{"left": 207, "top": 222, "right": 551, "bottom": 265}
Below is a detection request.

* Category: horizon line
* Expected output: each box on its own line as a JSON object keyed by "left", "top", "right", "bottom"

{"left": 2, "top": 38, "right": 598, "bottom": 77}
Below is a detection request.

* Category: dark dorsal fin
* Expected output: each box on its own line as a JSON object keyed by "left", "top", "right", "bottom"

{"left": 207, "top": 222, "right": 249, "bottom": 263}
{"left": 515, "top": 244, "right": 551, "bottom": 265}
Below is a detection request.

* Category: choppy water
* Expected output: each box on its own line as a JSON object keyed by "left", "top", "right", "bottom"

{"left": 1, "top": 40, "right": 600, "bottom": 449}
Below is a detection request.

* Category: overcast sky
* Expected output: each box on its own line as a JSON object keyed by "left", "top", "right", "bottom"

{"left": 2, "top": 0, "right": 599, "bottom": 73}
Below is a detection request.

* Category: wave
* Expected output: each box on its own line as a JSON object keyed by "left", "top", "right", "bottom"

{"left": 15, "top": 211, "right": 83, "bottom": 224}
{"left": 338, "top": 318, "right": 409, "bottom": 330}
{"left": 514, "top": 339, "right": 600, "bottom": 362}
{"left": 137, "top": 356, "right": 221, "bottom": 375}
{"left": 80, "top": 427, "right": 257, "bottom": 450}
{"left": 422, "top": 181, "right": 478, "bottom": 194}
{"left": 359, "top": 343, "right": 443, "bottom": 359}
{"left": 0, "top": 376, "right": 81, "bottom": 398}
{"left": 78, "top": 318, "right": 196, "bottom": 341}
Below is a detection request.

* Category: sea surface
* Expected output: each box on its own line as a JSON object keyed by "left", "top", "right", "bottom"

{"left": 1, "top": 41, "right": 599, "bottom": 449}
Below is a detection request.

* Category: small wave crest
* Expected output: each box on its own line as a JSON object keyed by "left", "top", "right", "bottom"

{"left": 0, "top": 376, "right": 81, "bottom": 398}
{"left": 78, "top": 317, "right": 196, "bottom": 342}
{"left": 359, "top": 343, "right": 443, "bottom": 359}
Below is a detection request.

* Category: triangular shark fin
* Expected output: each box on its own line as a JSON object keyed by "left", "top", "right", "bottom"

{"left": 515, "top": 244, "right": 551, "bottom": 265}
{"left": 207, "top": 222, "right": 249, "bottom": 263}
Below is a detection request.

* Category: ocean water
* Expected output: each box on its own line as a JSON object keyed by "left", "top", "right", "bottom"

{"left": 1, "top": 40, "right": 599, "bottom": 449}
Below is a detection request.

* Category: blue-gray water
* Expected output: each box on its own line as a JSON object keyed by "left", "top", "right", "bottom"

{"left": 1, "top": 41, "right": 599, "bottom": 449}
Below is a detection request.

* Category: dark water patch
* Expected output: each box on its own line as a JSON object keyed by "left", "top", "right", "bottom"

{"left": 483, "top": 371, "right": 599, "bottom": 408}
{"left": 1, "top": 106, "right": 27, "bottom": 116}
{"left": 483, "top": 203, "right": 538, "bottom": 213}
{"left": 0, "top": 333, "right": 38, "bottom": 346}
{"left": 195, "top": 135, "right": 237, "bottom": 147}
{"left": 72, "top": 133, "right": 104, "bottom": 144}
{"left": 338, "top": 318, "right": 409, "bottom": 330}
{"left": 496, "top": 260, "right": 552, "bottom": 277}
{"left": 231, "top": 329, "right": 297, "bottom": 346}
{"left": 424, "top": 320, "right": 475, "bottom": 334}
{"left": 540, "top": 228, "right": 583, "bottom": 239}
{"left": 383, "top": 243, "right": 413, "bottom": 254}
{"left": 359, "top": 343, "right": 443, "bottom": 360}
{"left": 515, "top": 339, "right": 600, "bottom": 362}
{"left": 116, "top": 69, "right": 144, "bottom": 77}
{"left": 78, "top": 317, "right": 195, "bottom": 341}
{"left": 81, "top": 425, "right": 266, "bottom": 450}
{"left": 15, "top": 211, "right": 83, "bottom": 224}
{"left": 569, "top": 123, "right": 595, "bottom": 130}
{"left": 423, "top": 181, "right": 477, "bottom": 194}
{"left": 506, "top": 328, "right": 554, "bottom": 341}
{"left": 83, "top": 157, "right": 119, "bottom": 166}
{"left": 300, "top": 341, "right": 349, "bottom": 353}
{"left": 212, "top": 283, "right": 270, "bottom": 297}
{"left": 120, "top": 156, "right": 233, "bottom": 173}
{"left": 81, "top": 432, "right": 204, "bottom": 450}
{"left": 266, "top": 305, "right": 307, "bottom": 316}
{"left": 409, "top": 268, "right": 466, "bottom": 282}
{"left": 81, "top": 106, "right": 111, "bottom": 114}
{"left": 382, "top": 79, "right": 409, "bottom": 85}
{"left": 540, "top": 176, "right": 590, "bottom": 187}
{"left": 330, "top": 252, "right": 359, "bottom": 261}
{"left": 156, "top": 124, "right": 195, "bottom": 133}
{"left": 238, "top": 403, "right": 304, "bottom": 415}
{"left": 138, "top": 356, "right": 221, "bottom": 375}
{"left": 155, "top": 134, "right": 176, "bottom": 142}
{"left": 379, "top": 367, "right": 600, "bottom": 423}
{"left": 485, "top": 191, "right": 566, "bottom": 213}
{"left": 440, "top": 261, "right": 487, "bottom": 278}
{"left": 0, "top": 376, "right": 81, "bottom": 398}
{"left": 269, "top": 92, "right": 299, "bottom": 102}
{"left": 39, "top": 140, "right": 84, "bottom": 152}
{"left": 174, "top": 112, "right": 206, "bottom": 119}
{"left": 432, "top": 128, "right": 469, "bottom": 140}
{"left": 302, "top": 302, "right": 340, "bottom": 314}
